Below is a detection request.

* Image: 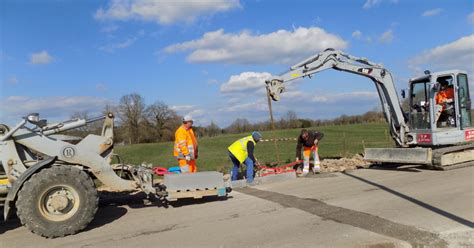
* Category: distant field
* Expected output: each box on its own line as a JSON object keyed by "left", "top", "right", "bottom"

{"left": 115, "top": 123, "right": 392, "bottom": 173}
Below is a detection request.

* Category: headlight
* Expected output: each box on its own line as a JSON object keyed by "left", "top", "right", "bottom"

{"left": 27, "top": 113, "right": 40, "bottom": 124}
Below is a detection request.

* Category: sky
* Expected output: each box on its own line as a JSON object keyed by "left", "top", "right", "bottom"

{"left": 1, "top": 0, "right": 473, "bottom": 127}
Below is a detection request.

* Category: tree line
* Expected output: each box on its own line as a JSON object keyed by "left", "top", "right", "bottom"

{"left": 68, "top": 93, "right": 386, "bottom": 144}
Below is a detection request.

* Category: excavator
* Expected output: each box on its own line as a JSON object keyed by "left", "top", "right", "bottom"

{"left": 266, "top": 48, "right": 474, "bottom": 170}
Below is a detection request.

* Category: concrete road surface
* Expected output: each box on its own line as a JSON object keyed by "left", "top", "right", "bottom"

{"left": 1, "top": 166, "right": 473, "bottom": 248}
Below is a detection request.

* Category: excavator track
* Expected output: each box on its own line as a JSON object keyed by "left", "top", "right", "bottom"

{"left": 430, "top": 143, "right": 474, "bottom": 170}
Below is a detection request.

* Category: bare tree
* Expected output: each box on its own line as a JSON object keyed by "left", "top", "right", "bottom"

{"left": 118, "top": 93, "right": 145, "bottom": 144}
{"left": 144, "top": 101, "right": 177, "bottom": 142}
{"left": 162, "top": 112, "right": 182, "bottom": 141}
{"left": 285, "top": 110, "right": 301, "bottom": 128}
{"left": 226, "top": 118, "right": 251, "bottom": 133}
{"left": 206, "top": 121, "right": 221, "bottom": 137}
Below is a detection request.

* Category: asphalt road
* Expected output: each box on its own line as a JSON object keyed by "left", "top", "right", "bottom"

{"left": 1, "top": 165, "right": 473, "bottom": 248}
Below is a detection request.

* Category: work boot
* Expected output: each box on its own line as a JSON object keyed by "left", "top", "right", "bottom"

{"left": 301, "top": 167, "right": 309, "bottom": 177}
{"left": 295, "top": 167, "right": 302, "bottom": 176}
{"left": 246, "top": 181, "right": 258, "bottom": 187}
{"left": 312, "top": 165, "right": 321, "bottom": 174}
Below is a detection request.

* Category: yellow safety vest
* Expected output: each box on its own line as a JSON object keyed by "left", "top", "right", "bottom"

{"left": 228, "top": 136, "right": 256, "bottom": 163}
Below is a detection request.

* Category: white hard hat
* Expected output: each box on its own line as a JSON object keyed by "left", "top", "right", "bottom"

{"left": 183, "top": 115, "right": 194, "bottom": 122}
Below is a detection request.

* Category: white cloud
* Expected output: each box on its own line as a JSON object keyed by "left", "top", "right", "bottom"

{"left": 220, "top": 72, "right": 271, "bottom": 93}
{"left": 0, "top": 96, "right": 112, "bottom": 123}
{"left": 95, "top": 0, "right": 241, "bottom": 25}
{"left": 351, "top": 30, "right": 374, "bottom": 43}
{"left": 468, "top": 12, "right": 474, "bottom": 24}
{"left": 363, "top": 0, "right": 382, "bottom": 9}
{"left": 96, "top": 83, "right": 108, "bottom": 92}
{"left": 7, "top": 76, "right": 18, "bottom": 85}
{"left": 352, "top": 30, "right": 362, "bottom": 39}
{"left": 101, "top": 25, "right": 119, "bottom": 33}
{"left": 363, "top": 0, "right": 398, "bottom": 9}
{"left": 170, "top": 105, "right": 205, "bottom": 123}
{"left": 99, "top": 37, "right": 138, "bottom": 53}
{"left": 409, "top": 34, "right": 474, "bottom": 76}
{"left": 379, "top": 29, "right": 394, "bottom": 43}
{"left": 207, "top": 79, "right": 219, "bottom": 85}
{"left": 311, "top": 91, "right": 378, "bottom": 103}
{"left": 422, "top": 8, "right": 442, "bottom": 17}
{"left": 218, "top": 99, "right": 268, "bottom": 113}
{"left": 165, "top": 27, "right": 348, "bottom": 64}
{"left": 170, "top": 105, "right": 195, "bottom": 112}
{"left": 29, "top": 50, "right": 54, "bottom": 65}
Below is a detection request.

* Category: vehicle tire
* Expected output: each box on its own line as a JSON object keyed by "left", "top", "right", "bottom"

{"left": 16, "top": 165, "right": 98, "bottom": 238}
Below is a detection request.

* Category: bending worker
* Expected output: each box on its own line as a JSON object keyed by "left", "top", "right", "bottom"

{"left": 228, "top": 131, "right": 262, "bottom": 184}
{"left": 174, "top": 115, "right": 198, "bottom": 173}
{"left": 296, "top": 129, "right": 324, "bottom": 176}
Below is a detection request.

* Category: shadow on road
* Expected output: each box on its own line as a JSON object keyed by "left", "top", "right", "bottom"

{"left": 168, "top": 195, "right": 233, "bottom": 208}
{"left": 99, "top": 190, "right": 231, "bottom": 209}
{"left": 368, "top": 164, "right": 425, "bottom": 172}
{"left": 0, "top": 208, "right": 22, "bottom": 235}
{"left": 1, "top": 192, "right": 231, "bottom": 235}
{"left": 342, "top": 171, "right": 474, "bottom": 228}
{"left": 84, "top": 206, "right": 128, "bottom": 232}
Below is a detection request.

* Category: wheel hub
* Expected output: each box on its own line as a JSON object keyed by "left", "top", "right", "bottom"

{"left": 48, "top": 191, "right": 70, "bottom": 211}
{"left": 40, "top": 186, "right": 80, "bottom": 221}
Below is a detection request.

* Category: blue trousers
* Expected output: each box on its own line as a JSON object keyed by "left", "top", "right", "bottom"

{"left": 229, "top": 152, "right": 254, "bottom": 183}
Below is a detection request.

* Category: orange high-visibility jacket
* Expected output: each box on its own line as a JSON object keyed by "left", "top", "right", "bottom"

{"left": 435, "top": 88, "right": 454, "bottom": 105}
{"left": 174, "top": 125, "right": 198, "bottom": 159}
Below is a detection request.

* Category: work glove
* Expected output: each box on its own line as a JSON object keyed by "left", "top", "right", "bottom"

{"left": 295, "top": 157, "right": 300, "bottom": 162}
{"left": 185, "top": 155, "right": 191, "bottom": 161}
{"left": 314, "top": 139, "right": 319, "bottom": 146}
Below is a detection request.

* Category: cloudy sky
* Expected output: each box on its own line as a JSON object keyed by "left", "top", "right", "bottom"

{"left": 1, "top": 0, "right": 473, "bottom": 127}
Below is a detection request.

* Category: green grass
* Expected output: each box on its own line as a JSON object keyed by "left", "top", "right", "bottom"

{"left": 115, "top": 123, "right": 392, "bottom": 173}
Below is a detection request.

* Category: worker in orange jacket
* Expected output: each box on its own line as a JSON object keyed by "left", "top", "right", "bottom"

{"left": 174, "top": 115, "right": 198, "bottom": 173}
{"left": 434, "top": 79, "right": 454, "bottom": 124}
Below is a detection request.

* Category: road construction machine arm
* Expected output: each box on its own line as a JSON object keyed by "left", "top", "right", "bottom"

{"left": 266, "top": 48, "right": 409, "bottom": 147}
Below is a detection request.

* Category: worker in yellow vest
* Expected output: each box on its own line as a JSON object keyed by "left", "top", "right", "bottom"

{"left": 228, "top": 131, "right": 262, "bottom": 183}
{"left": 174, "top": 115, "right": 198, "bottom": 173}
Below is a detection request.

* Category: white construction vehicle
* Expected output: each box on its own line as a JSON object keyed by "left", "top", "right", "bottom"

{"left": 266, "top": 48, "right": 474, "bottom": 169}
{"left": 0, "top": 113, "right": 230, "bottom": 238}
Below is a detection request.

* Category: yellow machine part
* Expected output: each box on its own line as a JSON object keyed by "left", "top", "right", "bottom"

{"left": 0, "top": 178, "right": 9, "bottom": 185}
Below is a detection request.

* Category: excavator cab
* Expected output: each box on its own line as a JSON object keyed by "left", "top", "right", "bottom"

{"left": 408, "top": 70, "right": 473, "bottom": 146}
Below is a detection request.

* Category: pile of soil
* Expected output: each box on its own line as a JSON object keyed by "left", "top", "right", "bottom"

{"left": 320, "top": 154, "right": 371, "bottom": 172}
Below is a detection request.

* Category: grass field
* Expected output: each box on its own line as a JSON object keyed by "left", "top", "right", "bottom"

{"left": 115, "top": 122, "right": 392, "bottom": 173}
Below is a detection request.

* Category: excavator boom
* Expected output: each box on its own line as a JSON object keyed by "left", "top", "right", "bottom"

{"left": 266, "top": 48, "right": 409, "bottom": 147}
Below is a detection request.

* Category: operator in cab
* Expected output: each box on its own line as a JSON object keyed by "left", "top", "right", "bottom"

{"left": 435, "top": 79, "right": 455, "bottom": 126}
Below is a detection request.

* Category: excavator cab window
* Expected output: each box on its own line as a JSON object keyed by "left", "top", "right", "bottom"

{"left": 457, "top": 73, "right": 472, "bottom": 129}
{"left": 410, "top": 79, "right": 431, "bottom": 129}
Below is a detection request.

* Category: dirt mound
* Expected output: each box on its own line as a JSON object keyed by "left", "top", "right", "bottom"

{"left": 320, "top": 154, "right": 371, "bottom": 172}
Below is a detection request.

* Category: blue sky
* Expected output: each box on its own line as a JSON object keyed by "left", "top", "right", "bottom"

{"left": 1, "top": 0, "right": 473, "bottom": 127}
